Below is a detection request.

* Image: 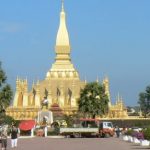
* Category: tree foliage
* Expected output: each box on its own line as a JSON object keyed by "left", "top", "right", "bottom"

{"left": 62, "top": 113, "right": 82, "bottom": 127}
{"left": 138, "top": 85, "right": 150, "bottom": 118}
{"left": 0, "top": 62, "right": 13, "bottom": 113}
{"left": 0, "top": 113, "right": 15, "bottom": 125}
{"left": 78, "top": 82, "right": 109, "bottom": 118}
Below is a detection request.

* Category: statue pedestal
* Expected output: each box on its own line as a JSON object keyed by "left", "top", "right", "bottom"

{"left": 37, "top": 110, "right": 53, "bottom": 125}
{"left": 50, "top": 103, "right": 63, "bottom": 118}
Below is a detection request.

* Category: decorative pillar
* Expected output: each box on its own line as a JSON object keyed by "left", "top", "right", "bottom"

{"left": 44, "top": 126, "right": 47, "bottom": 137}
{"left": 71, "top": 80, "right": 76, "bottom": 107}
{"left": 31, "top": 128, "right": 34, "bottom": 137}
{"left": 23, "top": 79, "right": 28, "bottom": 107}
{"left": 60, "top": 83, "right": 64, "bottom": 107}
{"left": 13, "top": 77, "right": 20, "bottom": 107}
{"left": 48, "top": 89, "right": 52, "bottom": 106}
{"left": 35, "top": 80, "right": 41, "bottom": 107}
{"left": 103, "top": 77, "right": 111, "bottom": 107}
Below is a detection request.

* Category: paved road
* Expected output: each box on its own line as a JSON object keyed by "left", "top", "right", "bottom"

{"left": 6, "top": 137, "right": 149, "bottom": 150}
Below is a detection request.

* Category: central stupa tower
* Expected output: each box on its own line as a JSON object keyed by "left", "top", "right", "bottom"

{"left": 46, "top": 1, "right": 79, "bottom": 79}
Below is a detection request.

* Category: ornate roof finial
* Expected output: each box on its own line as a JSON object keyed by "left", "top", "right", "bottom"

{"left": 16, "top": 76, "right": 19, "bottom": 82}
{"left": 96, "top": 76, "right": 99, "bottom": 83}
{"left": 32, "top": 80, "right": 35, "bottom": 88}
{"left": 84, "top": 76, "right": 87, "bottom": 84}
{"left": 56, "top": 0, "right": 70, "bottom": 51}
{"left": 25, "top": 77, "right": 28, "bottom": 83}
{"left": 62, "top": 0, "right": 64, "bottom": 11}
{"left": 36, "top": 79, "right": 40, "bottom": 85}
{"left": 117, "top": 93, "right": 120, "bottom": 102}
{"left": 104, "top": 75, "right": 109, "bottom": 82}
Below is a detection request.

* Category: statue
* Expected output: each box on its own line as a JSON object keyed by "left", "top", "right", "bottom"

{"left": 43, "top": 116, "right": 48, "bottom": 125}
{"left": 41, "top": 97, "right": 49, "bottom": 109}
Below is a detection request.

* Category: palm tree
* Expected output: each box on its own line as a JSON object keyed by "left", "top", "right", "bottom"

{"left": 78, "top": 82, "right": 109, "bottom": 118}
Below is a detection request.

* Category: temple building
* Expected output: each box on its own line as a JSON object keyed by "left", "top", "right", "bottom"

{"left": 108, "top": 94, "right": 128, "bottom": 118}
{"left": 6, "top": 2, "right": 128, "bottom": 121}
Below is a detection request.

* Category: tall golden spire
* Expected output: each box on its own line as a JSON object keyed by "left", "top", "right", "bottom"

{"left": 46, "top": 0, "right": 79, "bottom": 79}
{"left": 55, "top": 0, "right": 71, "bottom": 60}
{"left": 61, "top": 0, "right": 64, "bottom": 11}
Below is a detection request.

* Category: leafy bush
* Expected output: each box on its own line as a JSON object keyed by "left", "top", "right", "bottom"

{"left": 45, "top": 126, "right": 60, "bottom": 136}
{"left": 47, "top": 127, "right": 60, "bottom": 136}
{"left": 125, "top": 129, "right": 134, "bottom": 136}
{"left": 0, "top": 114, "right": 15, "bottom": 125}
{"left": 143, "top": 127, "right": 150, "bottom": 140}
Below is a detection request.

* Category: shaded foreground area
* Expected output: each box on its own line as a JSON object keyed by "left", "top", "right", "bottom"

{"left": 6, "top": 137, "right": 150, "bottom": 150}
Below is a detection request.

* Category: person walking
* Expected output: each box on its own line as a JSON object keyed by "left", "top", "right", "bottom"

{"left": 1, "top": 125, "right": 8, "bottom": 150}
{"left": 115, "top": 126, "right": 120, "bottom": 138}
{"left": 10, "top": 125, "right": 19, "bottom": 148}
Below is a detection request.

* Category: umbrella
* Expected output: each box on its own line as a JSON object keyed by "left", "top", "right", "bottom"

{"left": 19, "top": 120, "right": 35, "bottom": 131}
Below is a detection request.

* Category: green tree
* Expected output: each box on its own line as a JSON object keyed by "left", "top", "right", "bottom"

{"left": 0, "top": 62, "right": 13, "bottom": 113}
{"left": 138, "top": 86, "right": 150, "bottom": 118}
{"left": 78, "top": 82, "right": 109, "bottom": 118}
{"left": 0, "top": 113, "right": 15, "bottom": 125}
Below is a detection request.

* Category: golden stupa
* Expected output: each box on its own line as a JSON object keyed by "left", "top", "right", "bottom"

{"left": 6, "top": 1, "right": 128, "bottom": 120}
{"left": 108, "top": 94, "right": 128, "bottom": 118}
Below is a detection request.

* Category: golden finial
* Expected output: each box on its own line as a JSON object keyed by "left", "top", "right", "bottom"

{"left": 84, "top": 76, "right": 87, "bottom": 84}
{"left": 104, "top": 75, "right": 109, "bottom": 82}
{"left": 96, "top": 76, "right": 99, "bottom": 83}
{"left": 25, "top": 77, "right": 27, "bottom": 83}
{"left": 32, "top": 80, "right": 35, "bottom": 88}
{"left": 16, "top": 76, "right": 19, "bottom": 82}
{"left": 61, "top": 0, "right": 64, "bottom": 11}
{"left": 36, "top": 78, "right": 40, "bottom": 86}
{"left": 117, "top": 93, "right": 120, "bottom": 102}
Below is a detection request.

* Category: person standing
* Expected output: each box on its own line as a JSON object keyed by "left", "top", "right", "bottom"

{"left": 115, "top": 126, "right": 120, "bottom": 138}
{"left": 1, "top": 125, "right": 8, "bottom": 150}
{"left": 44, "top": 126, "right": 47, "bottom": 137}
{"left": 10, "top": 125, "right": 18, "bottom": 148}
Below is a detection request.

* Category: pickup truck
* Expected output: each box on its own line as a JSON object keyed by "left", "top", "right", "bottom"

{"left": 60, "top": 119, "right": 114, "bottom": 138}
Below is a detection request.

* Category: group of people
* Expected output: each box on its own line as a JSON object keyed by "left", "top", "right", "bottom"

{"left": 1, "top": 124, "right": 19, "bottom": 150}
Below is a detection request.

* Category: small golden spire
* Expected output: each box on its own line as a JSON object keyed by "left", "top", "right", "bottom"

{"left": 62, "top": 0, "right": 64, "bottom": 11}
{"left": 16, "top": 76, "right": 19, "bottom": 82}
{"left": 84, "top": 77, "right": 87, "bottom": 84}
{"left": 36, "top": 80, "right": 39, "bottom": 85}
{"left": 96, "top": 76, "right": 99, "bottom": 83}
{"left": 117, "top": 93, "right": 120, "bottom": 102}
{"left": 56, "top": 0, "right": 70, "bottom": 51}
{"left": 25, "top": 77, "right": 28, "bottom": 83}
{"left": 104, "top": 75, "right": 109, "bottom": 82}
{"left": 32, "top": 80, "right": 35, "bottom": 88}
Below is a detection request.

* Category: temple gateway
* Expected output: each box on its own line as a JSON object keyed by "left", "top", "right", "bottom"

{"left": 6, "top": 2, "right": 128, "bottom": 121}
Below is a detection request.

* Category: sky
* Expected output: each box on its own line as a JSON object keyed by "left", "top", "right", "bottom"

{"left": 0, "top": 0, "right": 150, "bottom": 106}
